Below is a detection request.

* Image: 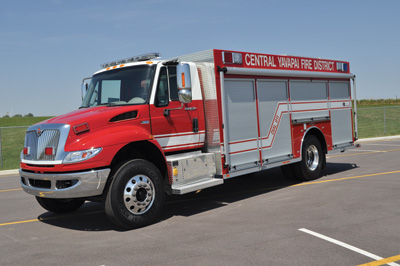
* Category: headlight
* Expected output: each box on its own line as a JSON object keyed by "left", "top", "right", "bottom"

{"left": 63, "top": 148, "right": 102, "bottom": 164}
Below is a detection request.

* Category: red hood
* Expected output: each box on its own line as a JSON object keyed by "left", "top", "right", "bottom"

{"left": 39, "top": 105, "right": 147, "bottom": 130}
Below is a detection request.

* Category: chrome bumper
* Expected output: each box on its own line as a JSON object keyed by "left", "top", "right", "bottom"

{"left": 19, "top": 169, "right": 111, "bottom": 199}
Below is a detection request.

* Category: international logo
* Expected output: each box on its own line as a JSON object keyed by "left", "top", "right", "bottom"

{"left": 37, "top": 128, "right": 44, "bottom": 137}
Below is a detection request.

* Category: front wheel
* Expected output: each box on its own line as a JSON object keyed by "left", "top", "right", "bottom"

{"left": 293, "top": 135, "right": 325, "bottom": 181}
{"left": 105, "top": 159, "right": 165, "bottom": 229}
{"left": 36, "top": 197, "right": 85, "bottom": 213}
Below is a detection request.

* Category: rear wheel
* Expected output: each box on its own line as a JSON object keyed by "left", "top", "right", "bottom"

{"left": 293, "top": 135, "right": 324, "bottom": 181}
{"left": 105, "top": 159, "right": 164, "bottom": 229}
{"left": 36, "top": 197, "right": 85, "bottom": 213}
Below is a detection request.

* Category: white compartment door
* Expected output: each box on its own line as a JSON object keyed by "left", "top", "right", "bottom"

{"left": 224, "top": 79, "right": 259, "bottom": 170}
{"left": 257, "top": 80, "right": 292, "bottom": 162}
{"left": 329, "top": 81, "right": 353, "bottom": 146}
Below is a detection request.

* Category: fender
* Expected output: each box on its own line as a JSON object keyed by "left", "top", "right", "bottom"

{"left": 299, "top": 125, "right": 329, "bottom": 161}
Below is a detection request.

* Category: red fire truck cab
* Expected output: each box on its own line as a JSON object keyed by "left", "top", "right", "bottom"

{"left": 20, "top": 49, "right": 358, "bottom": 228}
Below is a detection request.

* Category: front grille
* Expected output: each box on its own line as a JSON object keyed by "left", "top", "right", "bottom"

{"left": 29, "top": 179, "right": 51, "bottom": 189}
{"left": 24, "top": 129, "right": 60, "bottom": 161}
{"left": 56, "top": 180, "right": 78, "bottom": 189}
{"left": 26, "top": 164, "right": 55, "bottom": 168}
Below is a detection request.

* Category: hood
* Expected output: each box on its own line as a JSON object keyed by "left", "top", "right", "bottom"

{"left": 39, "top": 105, "right": 146, "bottom": 131}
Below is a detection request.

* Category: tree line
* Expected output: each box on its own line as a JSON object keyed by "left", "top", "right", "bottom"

{"left": 1, "top": 113, "right": 34, "bottom": 118}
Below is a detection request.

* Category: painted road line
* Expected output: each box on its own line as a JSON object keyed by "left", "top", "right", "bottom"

{"left": 167, "top": 170, "right": 400, "bottom": 205}
{"left": 362, "top": 143, "right": 400, "bottom": 147}
{"left": 292, "top": 170, "right": 400, "bottom": 187}
{"left": 327, "top": 151, "right": 379, "bottom": 159}
{"left": 299, "top": 228, "right": 400, "bottom": 266}
{"left": 2, "top": 170, "right": 400, "bottom": 227}
{"left": 0, "top": 219, "right": 41, "bottom": 226}
{"left": 357, "top": 136, "right": 400, "bottom": 143}
{"left": 0, "top": 210, "right": 104, "bottom": 227}
{"left": 327, "top": 148, "right": 400, "bottom": 158}
{"left": 348, "top": 149, "right": 382, "bottom": 154}
{"left": 351, "top": 149, "right": 382, "bottom": 152}
{"left": 358, "top": 254, "right": 400, "bottom": 266}
{"left": 0, "top": 188, "right": 22, "bottom": 193}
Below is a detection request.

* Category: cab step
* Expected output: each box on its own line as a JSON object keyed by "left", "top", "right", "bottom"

{"left": 171, "top": 177, "right": 223, "bottom": 195}
{"left": 166, "top": 151, "right": 223, "bottom": 195}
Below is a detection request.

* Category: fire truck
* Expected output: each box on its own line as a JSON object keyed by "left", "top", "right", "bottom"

{"left": 20, "top": 49, "right": 358, "bottom": 228}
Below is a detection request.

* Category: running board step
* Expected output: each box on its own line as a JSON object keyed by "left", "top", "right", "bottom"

{"left": 171, "top": 178, "right": 223, "bottom": 195}
{"left": 166, "top": 151, "right": 222, "bottom": 195}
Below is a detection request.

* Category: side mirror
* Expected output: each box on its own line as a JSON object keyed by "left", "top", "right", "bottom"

{"left": 81, "top": 77, "right": 91, "bottom": 100}
{"left": 176, "top": 63, "right": 192, "bottom": 103}
{"left": 178, "top": 89, "right": 192, "bottom": 104}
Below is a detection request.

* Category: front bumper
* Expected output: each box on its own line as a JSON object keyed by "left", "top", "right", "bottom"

{"left": 20, "top": 169, "right": 111, "bottom": 199}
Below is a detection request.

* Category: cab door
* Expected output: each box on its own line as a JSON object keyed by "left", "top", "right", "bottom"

{"left": 150, "top": 65, "right": 202, "bottom": 152}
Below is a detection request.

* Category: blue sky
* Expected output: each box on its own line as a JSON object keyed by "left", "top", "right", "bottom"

{"left": 1, "top": 0, "right": 399, "bottom": 116}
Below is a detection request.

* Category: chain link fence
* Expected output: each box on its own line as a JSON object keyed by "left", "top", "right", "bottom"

{"left": 357, "top": 106, "right": 400, "bottom": 139}
{"left": 0, "top": 126, "right": 29, "bottom": 170}
{"left": 0, "top": 107, "right": 400, "bottom": 170}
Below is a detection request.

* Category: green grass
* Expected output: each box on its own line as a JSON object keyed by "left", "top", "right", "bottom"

{"left": 357, "top": 98, "right": 400, "bottom": 107}
{"left": 357, "top": 106, "right": 400, "bottom": 138}
{"left": 0, "top": 116, "right": 52, "bottom": 127}
{"left": 0, "top": 127, "right": 27, "bottom": 170}
{"left": 0, "top": 117, "right": 53, "bottom": 170}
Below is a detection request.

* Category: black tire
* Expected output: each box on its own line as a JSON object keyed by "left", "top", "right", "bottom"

{"left": 36, "top": 197, "right": 85, "bottom": 213}
{"left": 105, "top": 159, "right": 165, "bottom": 229}
{"left": 293, "top": 135, "right": 324, "bottom": 181}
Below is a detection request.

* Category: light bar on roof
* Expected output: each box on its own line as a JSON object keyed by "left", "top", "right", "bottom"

{"left": 222, "top": 51, "right": 242, "bottom": 64}
{"left": 336, "top": 62, "right": 348, "bottom": 72}
{"left": 101, "top": 52, "right": 161, "bottom": 68}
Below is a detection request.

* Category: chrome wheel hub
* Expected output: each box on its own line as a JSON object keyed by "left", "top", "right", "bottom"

{"left": 124, "top": 175, "right": 155, "bottom": 215}
{"left": 306, "top": 145, "right": 319, "bottom": 171}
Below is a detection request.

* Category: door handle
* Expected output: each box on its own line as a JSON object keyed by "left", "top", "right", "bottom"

{"left": 193, "top": 118, "right": 199, "bottom": 132}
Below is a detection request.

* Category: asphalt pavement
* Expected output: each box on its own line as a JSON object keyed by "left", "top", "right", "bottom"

{"left": 1, "top": 137, "right": 400, "bottom": 266}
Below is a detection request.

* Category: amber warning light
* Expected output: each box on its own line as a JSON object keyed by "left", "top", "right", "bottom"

{"left": 181, "top": 72, "right": 186, "bottom": 88}
{"left": 101, "top": 53, "right": 161, "bottom": 68}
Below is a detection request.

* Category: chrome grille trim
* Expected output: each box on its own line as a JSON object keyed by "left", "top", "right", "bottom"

{"left": 24, "top": 131, "right": 38, "bottom": 161}
{"left": 25, "top": 129, "right": 60, "bottom": 161}
{"left": 22, "top": 124, "right": 70, "bottom": 164}
{"left": 38, "top": 129, "right": 60, "bottom": 160}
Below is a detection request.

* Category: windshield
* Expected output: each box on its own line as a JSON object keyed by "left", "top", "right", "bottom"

{"left": 81, "top": 65, "right": 156, "bottom": 108}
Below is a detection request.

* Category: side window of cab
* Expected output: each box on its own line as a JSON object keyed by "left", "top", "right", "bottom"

{"left": 155, "top": 66, "right": 179, "bottom": 107}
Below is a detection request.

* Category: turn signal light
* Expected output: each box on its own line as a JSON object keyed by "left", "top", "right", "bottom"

{"left": 181, "top": 73, "right": 186, "bottom": 88}
{"left": 173, "top": 167, "right": 178, "bottom": 176}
